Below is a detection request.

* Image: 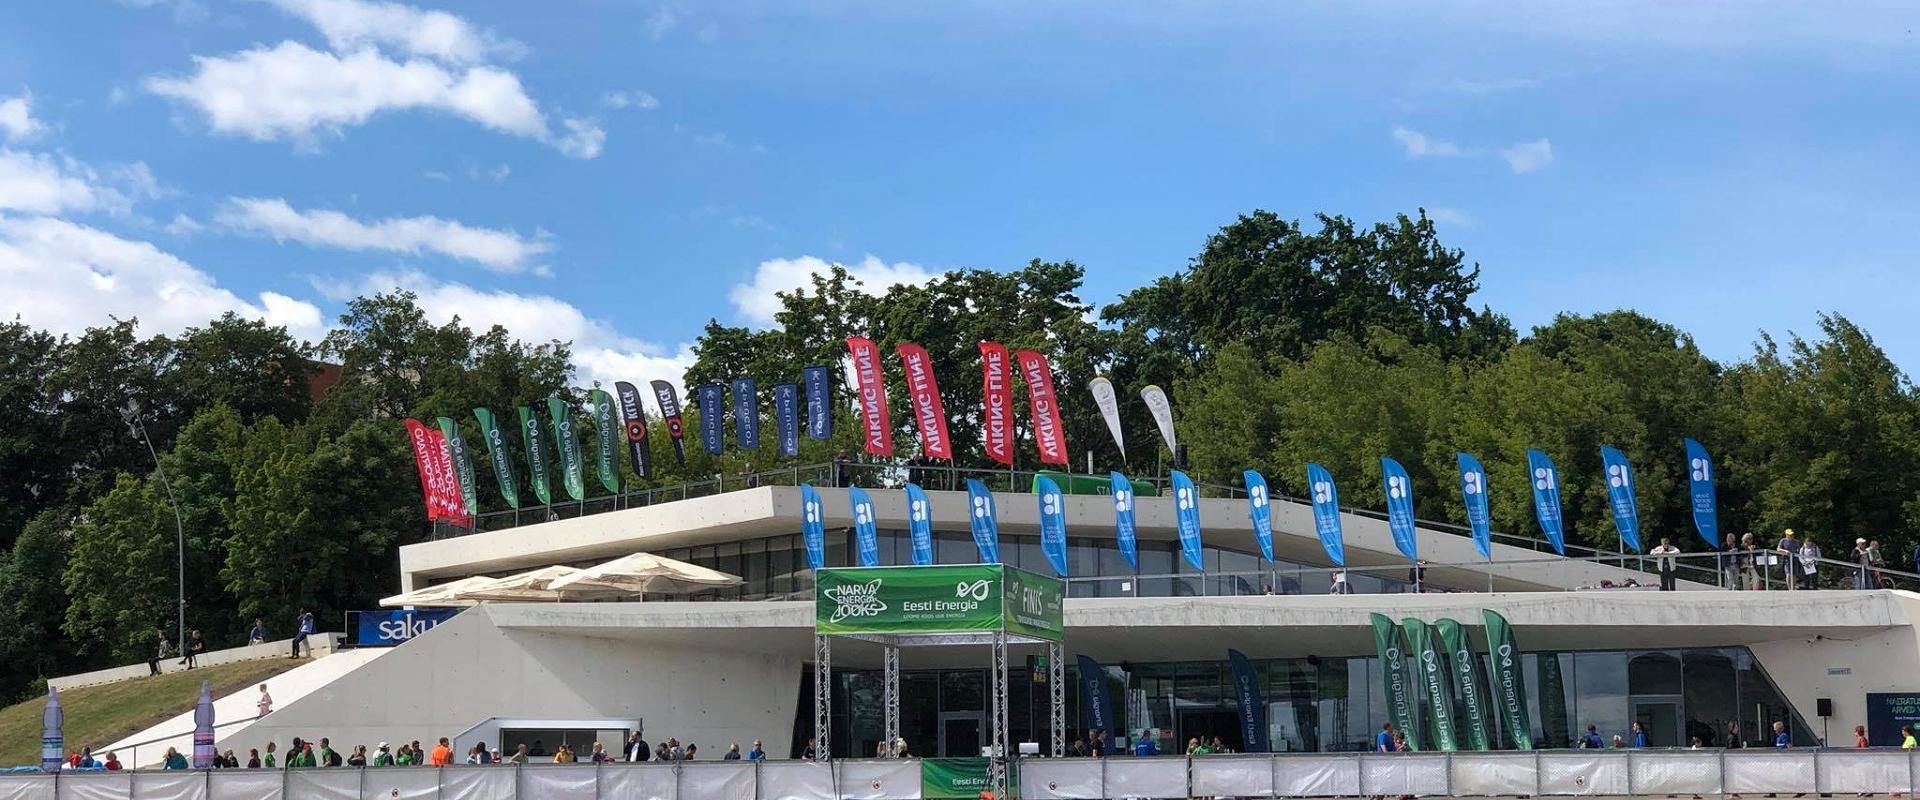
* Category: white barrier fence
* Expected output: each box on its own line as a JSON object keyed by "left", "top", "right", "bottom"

{"left": 3, "top": 750, "right": 1910, "bottom": 800}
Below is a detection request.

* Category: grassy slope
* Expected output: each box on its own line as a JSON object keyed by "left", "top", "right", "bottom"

{"left": 0, "top": 659, "right": 300, "bottom": 766}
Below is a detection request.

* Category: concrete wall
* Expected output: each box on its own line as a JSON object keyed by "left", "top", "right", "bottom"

{"left": 51, "top": 635, "right": 343, "bottom": 691}
{"left": 1747, "top": 591, "right": 1920, "bottom": 745}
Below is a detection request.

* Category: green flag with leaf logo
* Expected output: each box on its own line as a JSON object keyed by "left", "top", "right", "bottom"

{"left": 1369, "top": 612, "right": 1421, "bottom": 751}
{"left": 1482, "top": 609, "right": 1535, "bottom": 750}
{"left": 517, "top": 405, "right": 552, "bottom": 506}
{"left": 472, "top": 408, "right": 520, "bottom": 509}
{"left": 434, "top": 416, "right": 481, "bottom": 516}
{"left": 589, "top": 388, "right": 622, "bottom": 494}
{"left": 1402, "top": 618, "right": 1458, "bottom": 751}
{"left": 547, "top": 395, "right": 586, "bottom": 502}
{"left": 1436, "top": 618, "right": 1491, "bottom": 751}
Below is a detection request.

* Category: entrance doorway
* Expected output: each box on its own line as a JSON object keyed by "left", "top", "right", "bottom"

{"left": 939, "top": 712, "right": 983, "bottom": 757}
{"left": 1178, "top": 711, "right": 1244, "bottom": 753}
{"left": 1634, "top": 698, "right": 1684, "bottom": 747}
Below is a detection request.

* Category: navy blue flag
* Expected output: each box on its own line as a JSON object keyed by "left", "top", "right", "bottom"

{"left": 696, "top": 383, "right": 724, "bottom": 455}
{"left": 1228, "top": 648, "right": 1270, "bottom": 753}
{"left": 731, "top": 378, "right": 760, "bottom": 450}
{"left": 773, "top": 382, "right": 800, "bottom": 457}
{"left": 1037, "top": 474, "right": 1069, "bottom": 576}
{"left": 1076, "top": 655, "right": 1112, "bottom": 744}
{"left": 1457, "top": 453, "right": 1493, "bottom": 560}
{"left": 1111, "top": 471, "right": 1138, "bottom": 571}
{"left": 1171, "top": 470, "right": 1204, "bottom": 571}
{"left": 1381, "top": 457, "right": 1419, "bottom": 562}
{"left": 800, "top": 483, "right": 826, "bottom": 570}
{"left": 966, "top": 478, "right": 1000, "bottom": 563}
{"left": 803, "top": 365, "right": 833, "bottom": 440}
{"left": 1684, "top": 437, "right": 1720, "bottom": 548}
{"left": 1600, "top": 445, "right": 1643, "bottom": 553}
{"left": 1526, "top": 448, "right": 1567, "bottom": 555}
{"left": 905, "top": 482, "right": 934, "bottom": 565}
{"left": 1244, "top": 469, "right": 1275, "bottom": 562}
{"left": 850, "top": 486, "right": 879, "bottom": 566}
{"left": 1306, "top": 463, "right": 1346, "bottom": 566}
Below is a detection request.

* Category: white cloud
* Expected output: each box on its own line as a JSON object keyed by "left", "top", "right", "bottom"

{"left": 728, "top": 254, "right": 939, "bottom": 327}
{"left": 646, "top": 7, "right": 679, "bottom": 40}
{"left": 0, "top": 149, "right": 156, "bottom": 216}
{"left": 348, "top": 270, "right": 696, "bottom": 390}
{"left": 118, "top": 0, "right": 209, "bottom": 25}
{"left": 0, "top": 215, "right": 327, "bottom": 343}
{"left": 1500, "top": 139, "right": 1555, "bottom": 174}
{"left": 215, "top": 196, "right": 550, "bottom": 273}
{"left": 0, "top": 93, "right": 43, "bottom": 142}
{"left": 164, "top": 213, "right": 204, "bottom": 237}
{"left": 1392, "top": 126, "right": 1463, "bottom": 158}
{"left": 144, "top": 41, "right": 600, "bottom": 158}
{"left": 602, "top": 90, "right": 660, "bottom": 110}
{"left": 1424, "top": 207, "right": 1474, "bottom": 227}
{"left": 265, "top": 0, "right": 525, "bottom": 65}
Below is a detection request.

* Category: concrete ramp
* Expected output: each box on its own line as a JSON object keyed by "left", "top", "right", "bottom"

{"left": 100, "top": 648, "right": 391, "bottom": 767}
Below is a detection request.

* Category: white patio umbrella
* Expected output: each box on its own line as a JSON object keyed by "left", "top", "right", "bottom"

{"left": 545, "top": 552, "right": 744, "bottom": 597}
{"left": 379, "top": 575, "right": 497, "bottom": 607}
{"left": 450, "top": 566, "right": 632, "bottom": 602}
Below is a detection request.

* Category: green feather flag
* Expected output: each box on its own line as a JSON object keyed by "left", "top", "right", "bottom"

{"left": 1402, "top": 618, "right": 1459, "bottom": 751}
{"left": 547, "top": 395, "right": 586, "bottom": 502}
{"left": 1436, "top": 618, "right": 1492, "bottom": 751}
{"left": 589, "top": 388, "right": 622, "bottom": 494}
{"left": 1482, "top": 610, "right": 1536, "bottom": 750}
{"left": 1369, "top": 612, "right": 1422, "bottom": 751}
{"left": 472, "top": 408, "right": 520, "bottom": 509}
{"left": 434, "top": 416, "right": 481, "bottom": 516}
{"left": 517, "top": 405, "right": 552, "bottom": 506}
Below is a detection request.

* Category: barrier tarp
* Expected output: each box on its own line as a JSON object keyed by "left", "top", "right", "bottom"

{"left": 1273, "top": 754, "right": 1360, "bottom": 797}
{"left": 1724, "top": 751, "right": 1817, "bottom": 794}
{"left": 1629, "top": 750, "right": 1720, "bottom": 795}
{"left": 679, "top": 763, "right": 753, "bottom": 800}
{"left": 283, "top": 770, "right": 355, "bottom": 800}
{"left": 1538, "top": 753, "right": 1629, "bottom": 795}
{"left": 599, "top": 764, "right": 676, "bottom": 800}
{"left": 133, "top": 772, "right": 209, "bottom": 800}
{"left": 1100, "top": 758, "right": 1187, "bottom": 799}
{"left": 1449, "top": 751, "right": 1537, "bottom": 796}
{"left": 1360, "top": 754, "right": 1448, "bottom": 797}
{"left": 1017, "top": 759, "right": 1101, "bottom": 799}
{"left": 58, "top": 771, "right": 132, "bottom": 800}
{"left": 0, "top": 775, "right": 55, "bottom": 800}
{"left": 361, "top": 766, "right": 438, "bottom": 800}
{"left": 1818, "top": 750, "right": 1911, "bottom": 794}
{"left": 517, "top": 765, "right": 594, "bottom": 800}
{"left": 754, "top": 761, "right": 832, "bottom": 800}
{"left": 1192, "top": 755, "right": 1273, "bottom": 797}
{"left": 440, "top": 766, "right": 514, "bottom": 800}
{"left": 835, "top": 760, "right": 919, "bottom": 800}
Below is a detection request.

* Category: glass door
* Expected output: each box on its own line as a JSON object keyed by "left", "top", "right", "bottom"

{"left": 939, "top": 712, "right": 983, "bottom": 757}
{"left": 1633, "top": 698, "right": 1684, "bottom": 747}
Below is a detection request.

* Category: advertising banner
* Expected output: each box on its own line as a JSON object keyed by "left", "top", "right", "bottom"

{"left": 435, "top": 417, "right": 480, "bottom": 516}
{"left": 773, "top": 382, "right": 800, "bottom": 457}
{"left": 649, "top": 380, "right": 688, "bottom": 466}
{"left": 1088, "top": 376, "right": 1124, "bottom": 458}
{"left": 516, "top": 405, "right": 552, "bottom": 506}
{"left": 547, "top": 395, "right": 586, "bottom": 501}
{"left": 697, "top": 383, "right": 725, "bottom": 455}
{"left": 1037, "top": 474, "right": 1069, "bottom": 576}
{"left": 1685, "top": 437, "right": 1720, "bottom": 548}
{"left": 847, "top": 336, "right": 894, "bottom": 457}
{"left": 800, "top": 483, "right": 826, "bottom": 570}
{"left": 906, "top": 482, "right": 934, "bottom": 566}
{"left": 612, "top": 382, "right": 654, "bottom": 479}
{"left": 966, "top": 478, "right": 1001, "bottom": 563}
{"left": 1171, "top": 470, "right": 1204, "bottom": 571}
{"left": 355, "top": 608, "right": 459, "bottom": 647}
{"left": 897, "top": 342, "right": 953, "bottom": 459}
{"left": 803, "top": 366, "right": 833, "bottom": 440}
{"left": 1307, "top": 463, "right": 1346, "bottom": 566}
{"left": 427, "top": 428, "right": 465, "bottom": 520}
{"left": 979, "top": 342, "right": 1014, "bottom": 465}
{"left": 1403, "top": 618, "right": 1459, "bottom": 751}
{"left": 471, "top": 408, "right": 520, "bottom": 509}
{"left": 1077, "top": 655, "right": 1112, "bottom": 740}
{"left": 1370, "top": 612, "right": 1422, "bottom": 752}
{"left": 406, "top": 419, "right": 455, "bottom": 520}
{"left": 1457, "top": 453, "right": 1492, "bottom": 560}
{"left": 1141, "top": 385, "right": 1177, "bottom": 455}
{"left": 1526, "top": 449, "right": 1567, "bottom": 555}
{"left": 921, "top": 758, "right": 993, "bottom": 799}
{"left": 1015, "top": 349, "right": 1069, "bottom": 465}
{"left": 1382, "top": 457, "right": 1418, "bottom": 562}
{"left": 814, "top": 564, "right": 1062, "bottom": 642}
{"left": 850, "top": 486, "right": 880, "bottom": 567}
{"left": 1866, "top": 693, "right": 1920, "bottom": 747}
{"left": 1228, "top": 648, "right": 1270, "bottom": 753}
{"left": 1481, "top": 609, "right": 1535, "bottom": 750}
{"left": 1600, "top": 445, "right": 1642, "bottom": 553}
{"left": 1111, "top": 471, "right": 1138, "bottom": 571}
{"left": 589, "top": 389, "right": 622, "bottom": 493}
{"left": 1002, "top": 566, "right": 1066, "bottom": 643}
{"left": 1435, "top": 618, "right": 1492, "bottom": 751}
{"left": 732, "top": 377, "right": 760, "bottom": 451}
{"left": 1244, "top": 469, "right": 1275, "bottom": 562}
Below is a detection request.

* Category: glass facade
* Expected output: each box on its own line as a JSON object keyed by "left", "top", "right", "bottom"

{"left": 813, "top": 647, "right": 1813, "bottom": 758}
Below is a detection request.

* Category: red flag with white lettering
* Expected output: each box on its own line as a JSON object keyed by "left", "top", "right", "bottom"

{"left": 1015, "top": 349, "right": 1070, "bottom": 465}
{"left": 846, "top": 336, "right": 894, "bottom": 457}
{"left": 979, "top": 342, "right": 1014, "bottom": 465}
{"left": 895, "top": 342, "right": 953, "bottom": 459}
{"left": 427, "top": 428, "right": 469, "bottom": 521}
{"left": 406, "top": 419, "right": 465, "bottom": 523}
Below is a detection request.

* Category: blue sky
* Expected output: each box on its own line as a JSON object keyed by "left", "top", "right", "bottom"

{"left": 2, "top": 0, "right": 1917, "bottom": 387}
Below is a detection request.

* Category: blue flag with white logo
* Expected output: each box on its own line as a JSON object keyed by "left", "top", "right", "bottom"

{"left": 1457, "top": 453, "right": 1492, "bottom": 560}
{"left": 1111, "top": 471, "right": 1138, "bottom": 571}
{"left": 1037, "top": 475, "right": 1069, "bottom": 576}
{"left": 696, "top": 383, "right": 724, "bottom": 455}
{"left": 800, "top": 483, "right": 826, "bottom": 570}
{"left": 1684, "top": 437, "right": 1720, "bottom": 548}
{"left": 731, "top": 377, "right": 759, "bottom": 450}
{"left": 773, "top": 382, "right": 800, "bottom": 457}
{"left": 1600, "top": 445, "right": 1643, "bottom": 553}
{"left": 850, "top": 486, "right": 879, "bottom": 566}
{"left": 803, "top": 366, "right": 833, "bottom": 440}
{"left": 1243, "top": 470, "right": 1275, "bottom": 562}
{"left": 905, "top": 482, "right": 934, "bottom": 565}
{"left": 1381, "top": 457, "right": 1418, "bottom": 562}
{"left": 1228, "top": 648, "right": 1270, "bottom": 753}
{"left": 1526, "top": 448, "right": 1567, "bottom": 555}
{"left": 1306, "top": 463, "right": 1346, "bottom": 566}
{"left": 965, "top": 478, "right": 1000, "bottom": 563}
{"left": 1171, "top": 470, "right": 1205, "bottom": 571}
{"left": 1077, "top": 655, "right": 1112, "bottom": 746}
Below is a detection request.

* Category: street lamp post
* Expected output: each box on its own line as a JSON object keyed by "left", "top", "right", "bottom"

{"left": 121, "top": 401, "right": 185, "bottom": 654}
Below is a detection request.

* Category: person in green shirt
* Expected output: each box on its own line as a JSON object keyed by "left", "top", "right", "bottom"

{"left": 396, "top": 745, "right": 416, "bottom": 766}
{"left": 373, "top": 743, "right": 395, "bottom": 767}
{"left": 317, "top": 739, "right": 338, "bottom": 768}
{"left": 262, "top": 741, "right": 277, "bottom": 768}
{"left": 162, "top": 748, "right": 188, "bottom": 770}
{"left": 290, "top": 743, "right": 317, "bottom": 768}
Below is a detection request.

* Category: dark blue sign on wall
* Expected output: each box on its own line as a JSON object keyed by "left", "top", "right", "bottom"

{"left": 355, "top": 608, "right": 460, "bottom": 647}
{"left": 1867, "top": 693, "right": 1920, "bottom": 746}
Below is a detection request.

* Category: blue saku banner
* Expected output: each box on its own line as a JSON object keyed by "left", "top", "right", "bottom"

{"left": 800, "top": 483, "right": 826, "bottom": 569}
{"left": 1037, "top": 474, "right": 1069, "bottom": 576}
{"left": 1684, "top": 437, "right": 1720, "bottom": 548}
{"left": 1457, "top": 453, "right": 1493, "bottom": 560}
{"left": 1381, "top": 457, "right": 1419, "bottom": 562}
{"left": 1077, "top": 655, "right": 1112, "bottom": 745}
{"left": 849, "top": 486, "right": 879, "bottom": 566}
{"left": 1111, "top": 471, "right": 1138, "bottom": 571}
{"left": 697, "top": 383, "right": 725, "bottom": 455}
{"left": 1306, "top": 463, "right": 1346, "bottom": 566}
{"left": 731, "top": 377, "right": 760, "bottom": 450}
{"left": 1600, "top": 445, "right": 1643, "bottom": 553}
{"left": 1526, "top": 448, "right": 1568, "bottom": 555}
{"left": 355, "top": 608, "right": 459, "bottom": 647}
{"left": 773, "top": 382, "right": 800, "bottom": 457}
{"left": 905, "top": 482, "right": 934, "bottom": 565}
{"left": 965, "top": 478, "right": 1001, "bottom": 563}
{"left": 1171, "top": 470, "right": 1205, "bottom": 571}
{"left": 1228, "top": 648, "right": 1270, "bottom": 753}
{"left": 1244, "top": 469, "right": 1275, "bottom": 562}
{"left": 803, "top": 365, "right": 833, "bottom": 440}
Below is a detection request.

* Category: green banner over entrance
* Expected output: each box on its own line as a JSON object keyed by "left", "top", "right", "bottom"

{"left": 815, "top": 564, "right": 1064, "bottom": 642}
{"left": 921, "top": 757, "right": 994, "bottom": 798}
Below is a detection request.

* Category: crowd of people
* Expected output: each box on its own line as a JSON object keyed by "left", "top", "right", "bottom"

{"left": 1711, "top": 531, "right": 1904, "bottom": 591}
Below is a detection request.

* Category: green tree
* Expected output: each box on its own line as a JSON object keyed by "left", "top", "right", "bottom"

{"left": 0, "top": 510, "right": 83, "bottom": 700}
{"left": 0, "top": 321, "right": 64, "bottom": 545}
{"left": 166, "top": 313, "right": 316, "bottom": 425}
